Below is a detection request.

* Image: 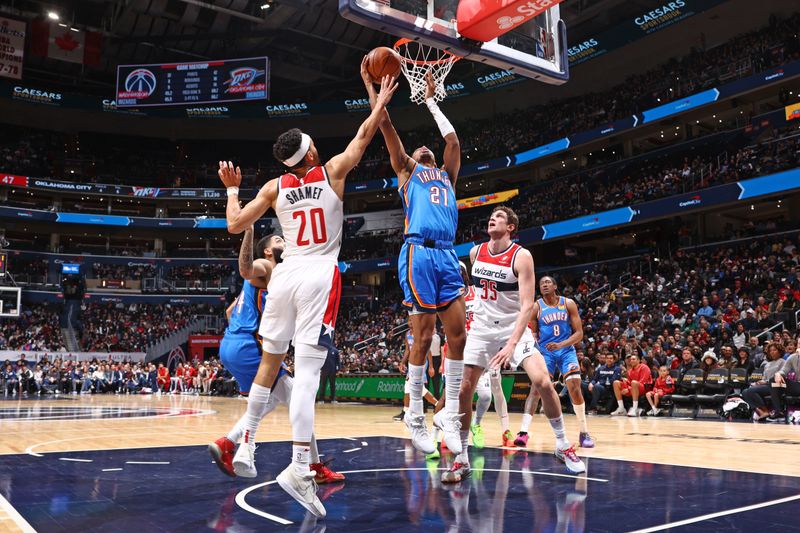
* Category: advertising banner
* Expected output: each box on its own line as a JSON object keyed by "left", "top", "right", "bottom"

{"left": 457, "top": 189, "right": 519, "bottom": 210}
{"left": 333, "top": 375, "right": 514, "bottom": 403}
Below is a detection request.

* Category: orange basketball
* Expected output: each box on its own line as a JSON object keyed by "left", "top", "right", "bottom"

{"left": 366, "top": 47, "right": 402, "bottom": 81}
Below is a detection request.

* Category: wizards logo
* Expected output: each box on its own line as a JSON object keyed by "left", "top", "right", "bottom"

{"left": 224, "top": 67, "right": 267, "bottom": 95}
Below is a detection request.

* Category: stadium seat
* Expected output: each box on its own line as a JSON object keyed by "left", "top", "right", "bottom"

{"left": 748, "top": 369, "right": 764, "bottom": 386}
{"left": 729, "top": 368, "right": 748, "bottom": 394}
{"left": 695, "top": 369, "right": 731, "bottom": 418}
{"left": 669, "top": 369, "right": 705, "bottom": 418}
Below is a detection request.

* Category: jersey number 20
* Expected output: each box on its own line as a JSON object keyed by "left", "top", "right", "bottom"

{"left": 293, "top": 208, "right": 327, "bottom": 246}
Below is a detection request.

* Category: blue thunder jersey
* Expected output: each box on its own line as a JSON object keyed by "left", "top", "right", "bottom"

{"left": 400, "top": 163, "right": 458, "bottom": 242}
{"left": 226, "top": 280, "right": 268, "bottom": 335}
{"left": 537, "top": 296, "right": 573, "bottom": 349}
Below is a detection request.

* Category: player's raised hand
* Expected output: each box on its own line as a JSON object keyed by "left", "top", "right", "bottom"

{"left": 490, "top": 342, "right": 515, "bottom": 370}
{"left": 360, "top": 56, "right": 374, "bottom": 87}
{"left": 374, "top": 75, "right": 399, "bottom": 109}
{"left": 218, "top": 161, "right": 242, "bottom": 188}
{"left": 424, "top": 70, "right": 436, "bottom": 100}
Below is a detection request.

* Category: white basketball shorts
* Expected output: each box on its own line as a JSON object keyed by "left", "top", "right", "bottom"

{"left": 463, "top": 326, "right": 538, "bottom": 371}
{"left": 258, "top": 256, "right": 341, "bottom": 354}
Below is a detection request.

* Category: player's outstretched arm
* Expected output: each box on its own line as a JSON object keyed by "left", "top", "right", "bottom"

{"left": 423, "top": 72, "right": 461, "bottom": 183}
{"left": 490, "top": 249, "right": 535, "bottom": 369}
{"left": 219, "top": 161, "right": 278, "bottom": 234}
{"left": 360, "top": 58, "right": 415, "bottom": 185}
{"left": 237, "top": 226, "right": 274, "bottom": 288}
{"left": 326, "top": 75, "right": 399, "bottom": 185}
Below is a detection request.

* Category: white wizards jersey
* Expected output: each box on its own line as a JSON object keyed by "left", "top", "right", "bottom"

{"left": 275, "top": 166, "right": 343, "bottom": 260}
{"left": 470, "top": 241, "right": 524, "bottom": 337}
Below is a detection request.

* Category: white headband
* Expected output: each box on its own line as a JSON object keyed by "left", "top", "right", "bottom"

{"left": 283, "top": 133, "right": 311, "bottom": 167}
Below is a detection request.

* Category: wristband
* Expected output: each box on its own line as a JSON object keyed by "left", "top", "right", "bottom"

{"left": 226, "top": 187, "right": 239, "bottom": 197}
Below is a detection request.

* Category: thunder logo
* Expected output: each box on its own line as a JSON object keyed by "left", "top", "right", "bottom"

{"left": 224, "top": 68, "right": 266, "bottom": 94}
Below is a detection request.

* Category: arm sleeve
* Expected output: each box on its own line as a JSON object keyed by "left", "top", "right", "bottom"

{"left": 425, "top": 98, "right": 455, "bottom": 138}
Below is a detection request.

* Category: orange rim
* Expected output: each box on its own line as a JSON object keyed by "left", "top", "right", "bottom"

{"left": 393, "top": 38, "right": 461, "bottom": 66}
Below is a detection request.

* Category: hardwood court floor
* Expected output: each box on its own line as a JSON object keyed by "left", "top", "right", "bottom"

{"left": 0, "top": 394, "right": 798, "bottom": 532}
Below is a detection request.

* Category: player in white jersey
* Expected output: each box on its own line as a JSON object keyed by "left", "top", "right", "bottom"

{"left": 218, "top": 75, "right": 397, "bottom": 518}
{"left": 442, "top": 206, "right": 585, "bottom": 483}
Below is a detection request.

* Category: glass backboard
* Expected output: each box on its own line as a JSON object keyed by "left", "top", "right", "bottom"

{"left": 339, "top": 0, "right": 568, "bottom": 84}
{"left": 0, "top": 286, "right": 21, "bottom": 318}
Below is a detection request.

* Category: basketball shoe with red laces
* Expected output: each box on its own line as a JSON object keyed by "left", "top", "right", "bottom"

{"left": 208, "top": 437, "right": 236, "bottom": 478}
{"left": 310, "top": 460, "right": 345, "bottom": 484}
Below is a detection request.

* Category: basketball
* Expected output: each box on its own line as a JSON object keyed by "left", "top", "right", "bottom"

{"left": 366, "top": 46, "right": 402, "bottom": 81}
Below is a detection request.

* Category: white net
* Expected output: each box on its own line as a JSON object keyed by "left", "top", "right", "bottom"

{"left": 394, "top": 39, "right": 460, "bottom": 104}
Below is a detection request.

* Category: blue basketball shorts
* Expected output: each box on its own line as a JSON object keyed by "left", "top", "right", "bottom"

{"left": 219, "top": 332, "right": 261, "bottom": 394}
{"left": 398, "top": 242, "right": 464, "bottom": 313}
{"left": 541, "top": 347, "right": 581, "bottom": 380}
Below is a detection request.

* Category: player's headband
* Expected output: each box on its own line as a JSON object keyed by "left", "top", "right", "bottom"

{"left": 283, "top": 133, "right": 311, "bottom": 167}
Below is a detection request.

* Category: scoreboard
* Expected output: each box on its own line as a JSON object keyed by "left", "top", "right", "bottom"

{"left": 115, "top": 57, "right": 269, "bottom": 108}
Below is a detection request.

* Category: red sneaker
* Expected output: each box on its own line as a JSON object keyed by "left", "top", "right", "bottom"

{"left": 208, "top": 437, "right": 236, "bottom": 478}
{"left": 310, "top": 460, "right": 345, "bottom": 484}
{"left": 502, "top": 430, "right": 515, "bottom": 447}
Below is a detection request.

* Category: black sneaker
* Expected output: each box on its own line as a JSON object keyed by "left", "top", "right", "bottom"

{"left": 393, "top": 410, "right": 405, "bottom": 421}
{"left": 766, "top": 412, "right": 785, "bottom": 423}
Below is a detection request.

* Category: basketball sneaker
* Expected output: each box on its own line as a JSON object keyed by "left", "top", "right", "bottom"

{"left": 578, "top": 432, "right": 595, "bottom": 448}
{"left": 610, "top": 406, "right": 627, "bottom": 416}
{"left": 208, "top": 437, "right": 236, "bottom": 478}
{"left": 310, "top": 460, "right": 345, "bottom": 484}
{"left": 555, "top": 445, "right": 586, "bottom": 474}
{"left": 276, "top": 464, "right": 326, "bottom": 518}
{"left": 441, "top": 461, "right": 471, "bottom": 484}
{"left": 470, "top": 423, "right": 485, "bottom": 449}
{"left": 502, "top": 429, "right": 515, "bottom": 447}
{"left": 405, "top": 413, "right": 436, "bottom": 454}
{"left": 393, "top": 410, "right": 405, "bottom": 421}
{"left": 425, "top": 447, "right": 441, "bottom": 461}
{"left": 514, "top": 431, "right": 529, "bottom": 447}
{"left": 232, "top": 442, "right": 257, "bottom": 478}
{"left": 433, "top": 410, "right": 463, "bottom": 455}
{"left": 627, "top": 407, "right": 641, "bottom": 417}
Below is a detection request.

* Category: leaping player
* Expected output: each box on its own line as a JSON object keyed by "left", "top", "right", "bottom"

{"left": 208, "top": 228, "right": 344, "bottom": 484}
{"left": 444, "top": 207, "right": 585, "bottom": 483}
{"left": 362, "top": 63, "right": 466, "bottom": 457}
{"left": 531, "top": 276, "right": 595, "bottom": 448}
{"left": 219, "top": 74, "right": 398, "bottom": 518}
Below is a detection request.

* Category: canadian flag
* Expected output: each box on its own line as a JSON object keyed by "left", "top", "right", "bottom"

{"left": 29, "top": 19, "right": 102, "bottom": 67}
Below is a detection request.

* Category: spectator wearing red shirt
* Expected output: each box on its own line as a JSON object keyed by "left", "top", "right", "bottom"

{"left": 645, "top": 365, "right": 675, "bottom": 416}
{"left": 611, "top": 354, "right": 653, "bottom": 417}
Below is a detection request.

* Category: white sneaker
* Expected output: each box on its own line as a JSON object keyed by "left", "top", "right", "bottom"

{"left": 654, "top": 408, "right": 662, "bottom": 416}
{"left": 433, "top": 410, "right": 463, "bottom": 455}
{"left": 627, "top": 407, "right": 640, "bottom": 417}
{"left": 610, "top": 406, "right": 626, "bottom": 416}
{"left": 276, "top": 464, "right": 326, "bottom": 518}
{"left": 555, "top": 445, "right": 586, "bottom": 474}
{"left": 404, "top": 413, "right": 436, "bottom": 454}
{"left": 232, "top": 442, "right": 257, "bottom": 478}
{"left": 646, "top": 408, "right": 656, "bottom": 416}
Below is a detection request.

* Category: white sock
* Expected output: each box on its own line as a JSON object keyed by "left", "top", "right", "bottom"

{"left": 242, "top": 384, "right": 271, "bottom": 445}
{"left": 520, "top": 413, "right": 533, "bottom": 433}
{"left": 310, "top": 435, "right": 320, "bottom": 464}
{"left": 574, "top": 402, "right": 588, "bottom": 434}
{"left": 548, "top": 416, "right": 569, "bottom": 449}
{"left": 457, "top": 430, "right": 470, "bottom": 465}
{"left": 408, "top": 364, "right": 425, "bottom": 414}
{"left": 445, "top": 359, "right": 463, "bottom": 416}
{"left": 489, "top": 371, "right": 509, "bottom": 431}
{"left": 292, "top": 444, "right": 311, "bottom": 476}
{"left": 475, "top": 391, "right": 490, "bottom": 425}
{"left": 632, "top": 400, "right": 639, "bottom": 411}
{"left": 226, "top": 418, "right": 245, "bottom": 443}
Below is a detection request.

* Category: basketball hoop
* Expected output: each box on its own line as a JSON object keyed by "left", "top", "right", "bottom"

{"left": 393, "top": 38, "right": 461, "bottom": 105}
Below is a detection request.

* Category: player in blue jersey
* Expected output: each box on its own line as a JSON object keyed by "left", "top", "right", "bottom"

{"left": 528, "top": 276, "right": 595, "bottom": 448}
{"left": 362, "top": 65, "right": 467, "bottom": 455}
{"left": 208, "top": 227, "right": 344, "bottom": 484}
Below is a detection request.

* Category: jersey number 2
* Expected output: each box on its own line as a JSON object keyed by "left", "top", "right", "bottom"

{"left": 293, "top": 208, "right": 327, "bottom": 246}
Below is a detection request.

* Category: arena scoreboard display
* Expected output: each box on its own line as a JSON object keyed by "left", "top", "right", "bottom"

{"left": 115, "top": 57, "right": 269, "bottom": 108}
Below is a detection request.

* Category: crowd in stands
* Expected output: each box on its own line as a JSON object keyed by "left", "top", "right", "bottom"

{"left": 1, "top": 355, "right": 237, "bottom": 397}
{"left": 1, "top": 13, "right": 797, "bottom": 189}
{"left": 92, "top": 262, "right": 157, "bottom": 280}
{"left": 0, "top": 303, "right": 65, "bottom": 352}
{"left": 164, "top": 264, "right": 236, "bottom": 283}
{"left": 78, "top": 302, "right": 220, "bottom": 352}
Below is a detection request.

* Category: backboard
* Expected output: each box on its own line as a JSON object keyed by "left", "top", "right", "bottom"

{"left": 339, "top": 0, "right": 568, "bottom": 84}
{"left": 0, "top": 286, "right": 21, "bottom": 318}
